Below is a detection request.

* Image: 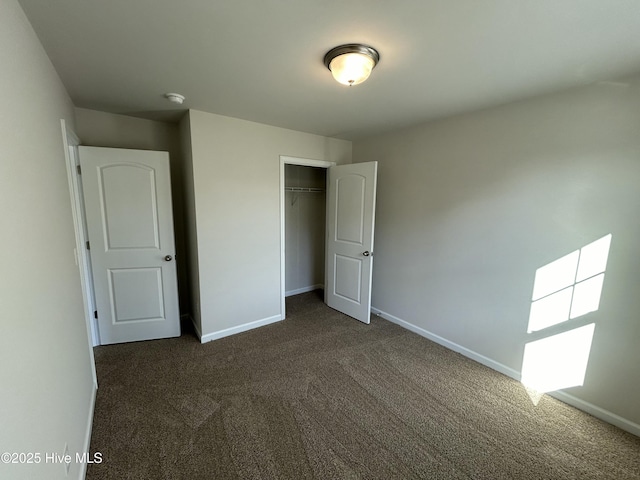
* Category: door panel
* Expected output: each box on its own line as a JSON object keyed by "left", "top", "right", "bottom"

{"left": 326, "top": 162, "right": 377, "bottom": 323}
{"left": 109, "top": 267, "right": 164, "bottom": 322}
{"left": 336, "top": 175, "right": 365, "bottom": 244}
{"left": 334, "top": 255, "right": 362, "bottom": 302}
{"left": 79, "top": 146, "right": 180, "bottom": 344}
{"left": 100, "top": 164, "right": 160, "bottom": 249}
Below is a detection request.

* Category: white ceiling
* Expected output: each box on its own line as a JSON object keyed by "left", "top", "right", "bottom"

{"left": 18, "top": 0, "right": 640, "bottom": 140}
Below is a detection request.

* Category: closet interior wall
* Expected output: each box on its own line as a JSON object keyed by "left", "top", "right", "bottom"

{"left": 285, "top": 164, "right": 326, "bottom": 296}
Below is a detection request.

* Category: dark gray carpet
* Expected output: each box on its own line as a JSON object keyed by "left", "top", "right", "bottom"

{"left": 87, "top": 290, "right": 640, "bottom": 479}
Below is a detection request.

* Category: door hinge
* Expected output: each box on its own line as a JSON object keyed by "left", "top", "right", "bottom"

{"left": 94, "top": 310, "right": 98, "bottom": 319}
{"left": 76, "top": 165, "right": 82, "bottom": 175}
{"left": 86, "top": 241, "right": 90, "bottom": 250}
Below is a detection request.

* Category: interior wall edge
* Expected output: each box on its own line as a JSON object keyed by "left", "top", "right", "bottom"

{"left": 188, "top": 315, "right": 202, "bottom": 342}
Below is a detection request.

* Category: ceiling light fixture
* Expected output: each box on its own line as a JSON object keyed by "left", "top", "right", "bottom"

{"left": 164, "top": 93, "right": 185, "bottom": 104}
{"left": 323, "top": 44, "right": 380, "bottom": 86}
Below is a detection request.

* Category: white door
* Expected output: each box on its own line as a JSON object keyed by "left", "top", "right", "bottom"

{"left": 325, "top": 161, "right": 378, "bottom": 323}
{"left": 79, "top": 146, "right": 180, "bottom": 344}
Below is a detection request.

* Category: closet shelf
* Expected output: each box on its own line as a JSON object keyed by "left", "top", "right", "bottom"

{"left": 285, "top": 187, "right": 325, "bottom": 193}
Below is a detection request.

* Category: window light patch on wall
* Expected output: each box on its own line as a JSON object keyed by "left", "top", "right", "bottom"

{"left": 522, "top": 324, "right": 596, "bottom": 394}
{"left": 521, "top": 234, "right": 612, "bottom": 396}
{"left": 527, "top": 234, "right": 611, "bottom": 333}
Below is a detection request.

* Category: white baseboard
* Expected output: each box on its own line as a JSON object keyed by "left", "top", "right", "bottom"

{"left": 285, "top": 284, "right": 323, "bottom": 297}
{"left": 371, "top": 306, "right": 640, "bottom": 438}
{"left": 547, "top": 390, "right": 640, "bottom": 437}
{"left": 78, "top": 383, "right": 97, "bottom": 480}
{"left": 371, "top": 307, "right": 521, "bottom": 380}
{"left": 199, "top": 314, "right": 284, "bottom": 344}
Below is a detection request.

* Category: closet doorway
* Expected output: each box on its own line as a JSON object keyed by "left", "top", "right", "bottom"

{"left": 279, "top": 156, "right": 379, "bottom": 324}
{"left": 279, "top": 156, "right": 334, "bottom": 316}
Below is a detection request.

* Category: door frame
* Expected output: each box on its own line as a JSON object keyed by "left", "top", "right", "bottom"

{"left": 61, "top": 120, "right": 98, "bottom": 386}
{"left": 279, "top": 155, "right": 335, "bottom": 318}
{"left": 61, "top": 120, "right": 100, "bottom": 346}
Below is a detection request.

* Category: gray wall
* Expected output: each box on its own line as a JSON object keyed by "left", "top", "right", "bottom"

{"left": 74, "top": 108, "right": 189, "bottom": 315}
{"left": 186, "top": 110, "right": 351, "bottom": 340}
{"left": 0, "top": 1, "right": 96, "bottom": 478}
{"left": 285, "top": 165, "right": 326, "bottom": 295}
{"left": 354, "top": 76, "right": 640, "bottom": 430}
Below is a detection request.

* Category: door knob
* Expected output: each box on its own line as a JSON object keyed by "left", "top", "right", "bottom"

{"left": 363, "top": 251, "right": 371, "bottom": 257}
{"left": 164, "top": 255, "right": 173, "bottom": 261}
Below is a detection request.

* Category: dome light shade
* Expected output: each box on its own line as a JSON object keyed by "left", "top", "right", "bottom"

{"left": 324, "top": 44, "right": 380, "bottom": 86}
